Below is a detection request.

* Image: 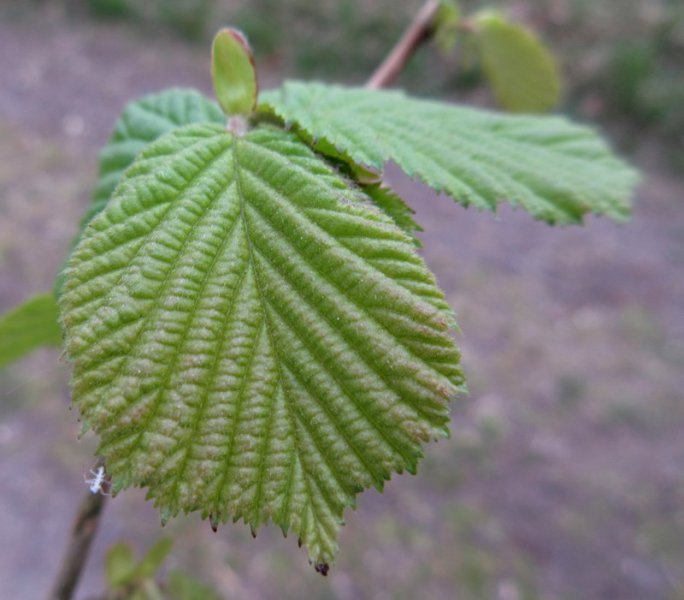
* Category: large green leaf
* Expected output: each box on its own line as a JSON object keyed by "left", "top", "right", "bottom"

{"left": 60, "top": 123, "right": 463, "bottom": 568}
{"left": 260, "top": 82, "right": 639, "bottom": 224}
{"left": 474, "top": 11, "right": 561, "bottom": 113}
{"left": 0, "top": 293, "right": 62, "bottom": 370}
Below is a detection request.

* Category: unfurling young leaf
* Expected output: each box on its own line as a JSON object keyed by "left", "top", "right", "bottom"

{"left": 211, "top": 28, "right": 258, "bottom": 117}
{"left": 0, "top": 293, "right": 62, "bottom": 370}
{"left": 473, "top": 10, "right": 562, "bottom": 113}
{"left": 60, "top": 123, "right": 464, "bottom": 567}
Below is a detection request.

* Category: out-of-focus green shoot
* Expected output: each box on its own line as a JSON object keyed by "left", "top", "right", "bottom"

{"left": 432, "top": 2, "right": 562, "bottom": 113}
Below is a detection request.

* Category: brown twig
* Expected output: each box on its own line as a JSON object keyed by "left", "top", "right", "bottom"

{"left": 49, "top": 460, "right": 109, "bottom": 600}
{"left": 366, "top": 0, "right": 441, "bottom": 89}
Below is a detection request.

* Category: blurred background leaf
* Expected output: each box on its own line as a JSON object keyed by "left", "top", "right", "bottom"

{"left": 135, "top": 538, "right": 173, "bottom": 580}
{"left": 105, "top": 543, "right": 136, "bottom": 588}
{"left": 0, "top": 293, "right": 61, "bottom": 370}
{"left": 102, "top": 539, "right": 219, "bottom": 599}
{"left": 434, "top": 0, "right": 461, "bottom": 55}
{"left": 472, "top": 10, "right": 561, "bottom": 113}
{"left": 167, "top": 570, "right": 222, "bottom": 600}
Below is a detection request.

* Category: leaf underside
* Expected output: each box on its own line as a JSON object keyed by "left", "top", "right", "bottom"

{"left": 260, "top": 82, "right": 639, "bottom": 224}
{"left": 60, "top": 123, "right": 463, "bottom": 566}
{"left": 0, "top": 293, "right": 62, "bottom": 370}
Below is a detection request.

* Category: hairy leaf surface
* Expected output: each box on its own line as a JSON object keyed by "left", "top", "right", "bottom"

{"left": 261, "top": 82, "right": 639, "bottom": 224}
{"left": 0, "top": 293, "right": 62, "bottom": 369}
{"left": 89, "top": 89, "right": 225, "bottom": 226}
{"left": 60, "top": 123, "right": 464, "bottom": 566}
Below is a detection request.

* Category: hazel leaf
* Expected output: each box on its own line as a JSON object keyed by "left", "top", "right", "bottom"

{"left": 260, "top": 82, "right": 639, "bottom": 224}
{"left": 60, "top": 122, "right": 464, "bottom": 568}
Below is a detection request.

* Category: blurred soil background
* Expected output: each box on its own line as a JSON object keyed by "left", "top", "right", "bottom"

{"left": 0, "top": 0, "right": 683, "bottom": 598}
